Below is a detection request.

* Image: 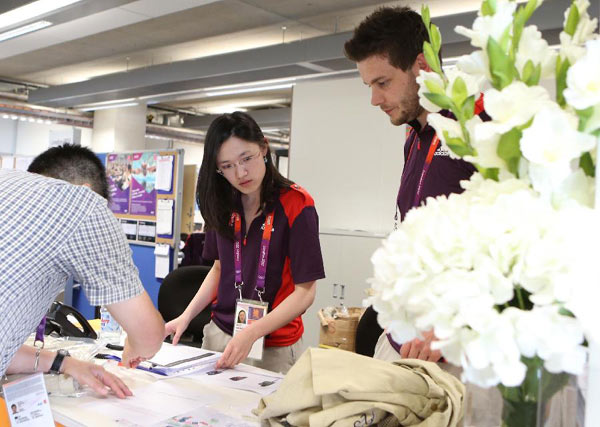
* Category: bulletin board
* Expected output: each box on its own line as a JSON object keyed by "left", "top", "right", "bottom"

{"left": 105, "top": 149, "right": 184, "bottom": 248}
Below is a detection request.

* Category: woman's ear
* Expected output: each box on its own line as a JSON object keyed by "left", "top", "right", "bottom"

{"left": 261, "top": 138, "right": 269, "bottom": 156}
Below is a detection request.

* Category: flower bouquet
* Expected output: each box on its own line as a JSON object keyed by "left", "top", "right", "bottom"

{"left": 368, "top": 0, "right": 600, "bottom": 425}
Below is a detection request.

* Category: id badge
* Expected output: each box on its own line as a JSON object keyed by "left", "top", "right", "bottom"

{"left": 234, "top": 299, "right": 268, "bottom": 360}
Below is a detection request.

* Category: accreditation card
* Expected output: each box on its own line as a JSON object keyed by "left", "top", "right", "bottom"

{"left": 2, "top": 372, "right": 54, "bottom": 426}
{"left": 234, "top": 299, "right": 268, "bottom": 360}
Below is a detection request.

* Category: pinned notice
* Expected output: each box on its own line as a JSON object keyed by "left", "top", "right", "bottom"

{"left": 156, "top": 155, "right": 174, "bottom": 192}
{"left": 154, "top": 243, "right": 170, "bottom": 279}
{"left": 157, "top": 199, "right": 174, "bottom": 235}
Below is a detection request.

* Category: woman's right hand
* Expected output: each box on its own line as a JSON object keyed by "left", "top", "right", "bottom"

{"left": 164, "top": 315, "right": 190, "bottom": 345}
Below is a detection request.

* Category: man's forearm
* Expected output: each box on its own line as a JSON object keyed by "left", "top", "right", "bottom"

{"left": 108, "top": 291, "right": 165, "bottom": 357}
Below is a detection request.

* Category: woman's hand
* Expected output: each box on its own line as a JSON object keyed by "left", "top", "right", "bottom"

{"left": 216, "top": 328, "right": 258, "bottom": 369}
{"left": 164, "top": 315, "right": 191, "bottom": 345}
{"left": 61, "top": 357, "right": 133, "bottom": 398}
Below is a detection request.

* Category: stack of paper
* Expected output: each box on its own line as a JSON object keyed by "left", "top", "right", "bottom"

{"left": 142, "top": 344, "right": 220, "bottom": 376}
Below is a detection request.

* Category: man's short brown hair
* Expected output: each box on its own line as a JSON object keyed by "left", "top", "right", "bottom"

{"left": 344, "top": 6, "right": 430, "bottom": 71}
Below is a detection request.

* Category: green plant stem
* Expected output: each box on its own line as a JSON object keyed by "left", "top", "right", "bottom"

{"left": 516, "top": 286, "right": 525, "bottom": 310}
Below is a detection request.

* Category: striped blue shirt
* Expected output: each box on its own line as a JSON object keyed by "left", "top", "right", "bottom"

{"left": 0, "top": 169, "right": 143, "bottom": 375}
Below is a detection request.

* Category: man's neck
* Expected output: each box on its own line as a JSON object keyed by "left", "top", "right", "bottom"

{"left": 416, "top": 110, "right": 429, "bottom": 130}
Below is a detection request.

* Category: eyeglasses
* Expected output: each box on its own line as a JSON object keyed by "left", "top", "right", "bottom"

{"left": 217, "top": 151, "right": 263, "bottom": 176}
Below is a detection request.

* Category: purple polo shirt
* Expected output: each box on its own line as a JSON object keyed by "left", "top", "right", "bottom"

{"left": 397, "top": 109, "right": 486, "bottom": 220}
{"left": 203, "top": 185, "right": 325, "bottom": 347}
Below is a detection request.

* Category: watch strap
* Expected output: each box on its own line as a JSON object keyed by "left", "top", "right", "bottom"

{"left": 49, "top": 349, "right": 70, "bottom": 374}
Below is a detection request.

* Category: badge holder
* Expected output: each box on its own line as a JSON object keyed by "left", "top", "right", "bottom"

{"left": 234, "top": 284, "right": 268, "bottom": 360}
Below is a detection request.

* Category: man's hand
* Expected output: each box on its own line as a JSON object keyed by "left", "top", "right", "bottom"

{"left": 61, "top": 357, "right": 132, "bottom": 398}
{"left": 399, "top": 330, "right": 442, "bottom": 362}
{"left": 216, "top": 328, "right": 257, "bottom": 369}
{"left": 121, "top": 337, "right": 151, "bottom": 368}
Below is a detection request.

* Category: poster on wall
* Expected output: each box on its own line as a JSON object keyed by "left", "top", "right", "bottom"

{"left": 130, "top": 152, "right": 157, "bottom": 216}
{"left": 106, "top": 153, "right": 132, "bottom": 214}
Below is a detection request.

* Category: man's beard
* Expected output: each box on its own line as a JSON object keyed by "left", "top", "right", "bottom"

{"left": 390, "top": 102, "right": 424, "bottom": 126}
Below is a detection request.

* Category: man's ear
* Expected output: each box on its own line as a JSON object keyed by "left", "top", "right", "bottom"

{"left": 413, "top": 53, "right": 432, "bottom": 73}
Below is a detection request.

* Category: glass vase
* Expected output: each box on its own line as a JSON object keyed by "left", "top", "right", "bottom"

{"left": 497, "top": 357, "right": 576, "bottom": 427}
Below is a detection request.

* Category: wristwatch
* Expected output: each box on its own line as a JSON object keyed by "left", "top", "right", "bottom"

{"left": 49, "top": 349, "right": 70, "bottom": 375}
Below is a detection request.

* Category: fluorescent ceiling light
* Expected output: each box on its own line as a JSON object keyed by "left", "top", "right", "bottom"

{"left": 206, "top": 84, "right": 293, "bottom": 97}
{"left": 80, "top": 102, "right": 139, "bottom": 112}
{"left": 0, "top": 20, "right": 52, "bottom": 42}
{"left": 0, "top": 0, "right": 82, "bottom": 30}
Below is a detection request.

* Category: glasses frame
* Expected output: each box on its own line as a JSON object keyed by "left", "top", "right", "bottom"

{"left": 216, "top": 151, "right": 263, "bottom": 176}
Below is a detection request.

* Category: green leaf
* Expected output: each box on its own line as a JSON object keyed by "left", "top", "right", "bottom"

{"left": 461, "top": 95, "right": 476, "bottom": 121}
{"left": 451, "top": 76, "right": 468, "bottom": 107}
{"left": 521, "top": 60, "right": 541, "bottom": 86}
{"left": 421, "top": 5, "right": 431, "bottom": 30}
{"left": 445, "top": 134, "right": 475, "bottom": 157}
{"left": 424, "top": 79, "right": 446, "bottom": 96}
{"left": 512, "top": 0, "right": 538, "bottom": 58}
{"left": 497, "top": 128, "right": 522, "bottom": 175}
{"left": 481, "top": 0, "right": 497, "bottom": 16}
{"left": 423, "top": 92, "right": 455, "bottom": 111}
{"left": 477, "top": 165, "right": 500, "bottom": 181}
{"left": 565, "top": 4, "right": 580, "bottom": 37}
{"left": 487, "top": 37, "right": 516, "bottom": 89}
{"left": 577, "top": 106, "right": 596, "bottom": 131}
{"left": 555, "top": 56, "right": 571, "bottom": 107}
{"left": 431, "top": 24, "right": 442, "bottom": 52}
{"left": 423, "top": 41, "right": 442, "bottom": 75}
{"left": 580, "top": 152, "right": 595, "bottom": 177}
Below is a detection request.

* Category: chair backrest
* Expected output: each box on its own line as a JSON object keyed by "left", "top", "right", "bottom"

{"left": 158, "top": 265, "right": 212, "bottom": 342}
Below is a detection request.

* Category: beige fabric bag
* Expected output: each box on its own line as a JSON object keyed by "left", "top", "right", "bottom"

{"left": 255, "top": 348, "right": 465, "bottom": 427}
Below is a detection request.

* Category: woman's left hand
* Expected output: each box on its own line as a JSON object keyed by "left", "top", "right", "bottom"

{"left": 216, "top": 328, "right": 258, "bottom": 369}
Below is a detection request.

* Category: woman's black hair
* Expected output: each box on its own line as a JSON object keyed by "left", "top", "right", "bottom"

{"left": 196, "top": 111, "right": 293, "bottom": 239}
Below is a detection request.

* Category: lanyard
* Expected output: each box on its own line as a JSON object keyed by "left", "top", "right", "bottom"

{"left": 35, "top": 316, "right": 46, "bottom": 348}
{"left": 231, "top": 211, "right": 275, "bottom": 302}
{"left": 406, "top": 128, "right": 440, "bottom": 208}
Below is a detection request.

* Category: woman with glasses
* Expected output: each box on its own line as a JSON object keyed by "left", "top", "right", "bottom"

{"left": 165, "top": 111, "right": 325, "bottom": 373}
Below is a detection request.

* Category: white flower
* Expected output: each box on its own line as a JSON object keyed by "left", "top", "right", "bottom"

{"left": 559, "top": 0, "right": 598, "bottom": 63}
{"left": 516, "top": 26, "right": 557, "bottom": 80}
{"left": 464, "top": 117, "right": 505, "bottom": 170}
{"left": 456, "top": 50, "right": 491, "bottom": 81}
{"left": 417, "top": 68, "right": 484, "bottom": 114}
{"left": 427, "top": 113, "right": 464, "bottom": 159}
{"left": 564, "top": 39, "right": 600, "bottom": 110}
{"left": 455, "top": 0, "right": 517, "bottom": 49}
{"left": 416, "top": 71, "right": 444, "bottom": 113}
{"left": 563, "top": 0, "right": 598, "bottom": 46}
{"left": 552, "top": 169, "right": 595, "bottom": 208}
{"left": 520, "top": 106, "right": 596, "bottom": 196}
{"left": 475, "top": 82, "right": 553, "bottom": 140}
{"left": 506, "top": 306, "right": 587, "bottom": 375}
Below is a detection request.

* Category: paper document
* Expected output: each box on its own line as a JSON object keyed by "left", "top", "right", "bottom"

{"left": 157, "top": 199, "right": 174, "bottom": 235}
{"left": 189, "top": 363, "right": 283, "bottom": 396}
{"left": 153, "top": 407, "right": 256, "bottom": 427}
{"left": 156, "top": 155, "right": 174, "bottom": 192}
{"left": 143, "top": 343, "right": 221, "bottom": 376}
{"left": 79, "top": 380, "right": 219, "bottom": 426}
{"left": 154, "top": 244, "right": 170, "bottom": 279}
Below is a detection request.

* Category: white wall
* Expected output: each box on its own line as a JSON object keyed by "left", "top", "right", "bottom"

{"left": 0, "top": 117, "right": 92, "bottom": 156}
{"left": 290, "top": 77, "right": 404, "bottom": 234}
{"left": 0, "top": 118, "right": 17, "bottom": 153}
{"left": 290, "top": 76, "right": 407, "bottom": 349}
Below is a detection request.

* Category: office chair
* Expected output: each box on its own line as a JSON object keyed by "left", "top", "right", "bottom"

{"left": 158, "top": 265, "right": 212, "bottom": 347}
